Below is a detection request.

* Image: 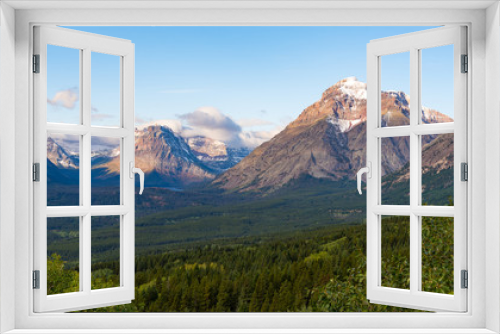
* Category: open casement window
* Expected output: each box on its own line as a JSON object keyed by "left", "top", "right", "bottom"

{"left": 33, "top": 26, "right": 142, "bottom": 312}
{"left": 363, "top": 26, "right": 467, "bottom": 312}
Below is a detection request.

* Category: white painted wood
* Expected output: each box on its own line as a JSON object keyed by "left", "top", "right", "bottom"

{"left": 372, "top": 206, "right": 454, "bottom": 217}
{"left": 409, "top": 46, "right": 420, "bottom": 297}
{"left": 366, "top": 26, "right": 467, "bottom": 312}
{"left": 33, "top": 25, "right": 135, "bottom": 313}
{"left": 3, "top": 0, "right": 497, "bottom": 10}
{"left": 0, "top": 2, "right": 17, "bottom": 333}
{"left": 372, "top": 122, "right": 454, "bottom": 138}
{"left": 1, "top": 329, "right": 498, "bottom": 334}
{"left": 484, "top": 3, "right": 500, "bottom": 332}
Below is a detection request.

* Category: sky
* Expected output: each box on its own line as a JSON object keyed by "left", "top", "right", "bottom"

{"left": 47, "top": 26, "right": 454, "bottom": 149}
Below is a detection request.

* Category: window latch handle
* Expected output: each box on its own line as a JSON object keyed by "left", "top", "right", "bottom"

{"left": 129, "top": 161, "right": 145, "bottom": 195}
{"left": 356, "top": 162, "right": 371, "bottom": 195}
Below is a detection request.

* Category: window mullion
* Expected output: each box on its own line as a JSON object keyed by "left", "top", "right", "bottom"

{"left": 82, "top": 48, "right": 92, "bottom": 294}
{"left": 409, "top": 47, "right": 420, "bottom": 294}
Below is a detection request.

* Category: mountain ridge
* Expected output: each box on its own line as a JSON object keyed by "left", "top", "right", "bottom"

{"left": 214, "top": 77, "right": 452, "bottom": 193}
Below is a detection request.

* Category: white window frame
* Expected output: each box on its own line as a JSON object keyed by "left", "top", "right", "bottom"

{"left": 33, "top": 25, "right": 136, "bottom": 313}
{"left": 1, "top": 2, "right": 498, "bottom": 333}
{"left": 365, "top": 26, "right": 467, "bottom": 312}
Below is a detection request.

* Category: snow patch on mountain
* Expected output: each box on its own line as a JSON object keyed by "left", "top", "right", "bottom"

{"left": 327, "top": 117, "right": 363, "bottom": 133}
{"left": 338, "top": 77, "right": 367, "bottom": 100}
{"left": 422, "top": 106, "right": 453, "bottom": 123}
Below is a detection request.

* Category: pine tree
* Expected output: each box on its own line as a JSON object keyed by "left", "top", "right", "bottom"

{"left": 215, "top": 279, "right": 234, "bottom": 312}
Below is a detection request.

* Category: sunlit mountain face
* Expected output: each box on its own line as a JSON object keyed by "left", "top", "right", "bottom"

{"left": 214, "top": 77, "right": 452, "bottom": 193}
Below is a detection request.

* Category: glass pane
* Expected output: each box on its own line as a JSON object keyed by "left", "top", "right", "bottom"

{"left": 422, "top": 134, "right": 454, "bottom": 206}
{"left": 47, "top": 45, "right": 80, "bottom": 124}
{"left": 381, "top": 215, "right": 410, "bottom": 290}
{"left": 380, "top": 52, "right": 410, "bottom": 127}
{"left": 91, "top": 216, "right": 120, "bottom": 290}
{"left": 91, "top": 52, "right": 121, "bottom": 127}
{"left": 421, "top": 216, "right": 454, "bottom": 294}
{"left": 91, "top": 136, "right": 120, "bottom": 206}
{"left": 47, "top": 217, "right": 80, "bottom": 295}
{"left": 47, "top": 134, "right": 80, "bottom": 206}
{"left": 421, "top": 45, "right": 454, "bottom": 124}
{"left": 381, "top": 136, "right": 410, "bottom": 205}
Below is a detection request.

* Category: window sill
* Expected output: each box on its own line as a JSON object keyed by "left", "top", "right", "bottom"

{"left": 4, "top": 329, "right": 497, "bottom": 334}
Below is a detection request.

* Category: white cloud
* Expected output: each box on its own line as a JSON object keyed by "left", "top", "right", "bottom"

{"left": 135, "top": 107, "right": 284, "bottom": 149}
{"left": 47, "top": 89, "right": 79, "bottom": 109}
{"left": 49, "top": 133, "right": 120, "bottom": 152}
{"left": 177, "top": 107, "right": 283, "bottom": 149}
{"left": 178, "top": 107, "right": 243, "bottom": 146}
{"left": 238, "top": 126, "right": 284, "bottom": 148}
{"left": 90, "top": 136, "right": 120, "bottom": 151}
{"left": 136, "top": 119, "right": 183, "bottom": 133}
{"left": 49, "top": 133, "right": 80, "bottom": 152}
{"left": 237, "top": 118, "right": 274, "bottom": 128}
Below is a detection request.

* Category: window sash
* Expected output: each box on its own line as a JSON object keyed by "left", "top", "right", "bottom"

{"left": 366, "top": 26, "right": 467, "bottom": 312}
{"left": 32, "top": 25, "right": 136, "bottom": 313}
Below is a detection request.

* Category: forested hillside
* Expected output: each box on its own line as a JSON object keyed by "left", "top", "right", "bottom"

{"left": 48, "top": 215, "right": 453, "bottom": 312}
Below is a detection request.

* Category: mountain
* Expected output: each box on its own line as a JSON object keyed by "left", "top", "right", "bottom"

{"left": 90, "top": 126, "right": 218, "bottom": 188}
{"left": 186, "top": 136, "right": 251, "bottom": 172}
{"left": 46, "top": 137, "right": 80, "bottom": 185}
{"left": 125, "top": 125, "right": 218, "bottom": 188}
{"left": 48, "top": 125, "right": 253, "bottom": 189}
{"left": 214, "top": 77, "right": 452, "bottom": 192}
{"left": 47, "top": 137, "right": 79, "bottom": 169}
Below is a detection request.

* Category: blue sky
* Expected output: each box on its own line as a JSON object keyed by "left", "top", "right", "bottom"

{"left": 48, "top": 26, "right": 453, "bottom": 147}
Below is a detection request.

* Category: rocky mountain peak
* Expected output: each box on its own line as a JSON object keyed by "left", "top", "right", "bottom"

{"left": 186, "top": 136, "right": 228, "bottom": 160}
{"left": 291, "top": 77, "right": 367, "bottom": 130}
{"left": 323, "top": 76, "right": 367, "bottom": 100}
{"left": 214, "top": 77, "right": 454, "bottom": 193}
{"left": 47, "top": 136, "right": 79, "bottom": 169}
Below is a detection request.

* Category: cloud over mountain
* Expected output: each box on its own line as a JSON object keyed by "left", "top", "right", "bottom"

{"left": 180, "top": 107, "right": 283, "bottom": 149}
{"left": 179, "top": 107, "right": 243, "bottom": 146}
{"left": 47, "top": 88, "right": 79, "bottom": 109}
{"left": 135, "top": 107, "right": 281, "bottom": 149}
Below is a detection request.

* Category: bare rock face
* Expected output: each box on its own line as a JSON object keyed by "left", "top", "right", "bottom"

{"left": 47, "top": 137, "right": 79, "bottom": 169}
{"left": 97, "top": 126, "right": 217, "bottom": 188}
{"left": 133, "top": 126, "right": 217, "bottom": 187}
{"left": 214, "top": 77, "right": 451, "bottom": 192}
{"left": 187, "top": 136, "right": 228, "bottom": 161}
{"left": 291, "top": 77, "right": 367, "bottom": 129}
{"left": 422, "top": 133, "right": 454, "bottom": 172}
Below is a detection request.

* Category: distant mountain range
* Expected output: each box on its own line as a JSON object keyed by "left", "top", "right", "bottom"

{"left": 47, "top": 77, "right": 453, "bottom": 193}
{"left": 47, "top": 124, "right": 252, "bottom": 188}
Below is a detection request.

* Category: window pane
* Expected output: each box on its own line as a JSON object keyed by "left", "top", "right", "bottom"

{"left": 421, "top": 134, "right": 454, "bottom": 206}
{"left": 380, "top": 52, "right": 410, "bottom": 127}
{"left": 47, "top": 134, "right": 80, "bottom": 206}
{"left": 91, "top": 137, "right": 120, "bottom": 206}
{"left": 92, "top": 216, "right": 120, "bottom": 290}
{"left": 381, "top": 136, "right": 410, "bottom": 205}
{"left": 47, "top": 217, "right": 80, "bottom": 295}
{"left": 91, "top": 52, "right": 121, "bottom": 127}
{"left": 421, "top": 216, "right": 454, "bottom": 294}
{"left": 381, "top": 215, "right": 410, "bottom": 290}
{"left": 421, "top": 45, "right": 454, "bottom": 124}
{"left": 47, "top": 45, "right": 80, "bottom": 124}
